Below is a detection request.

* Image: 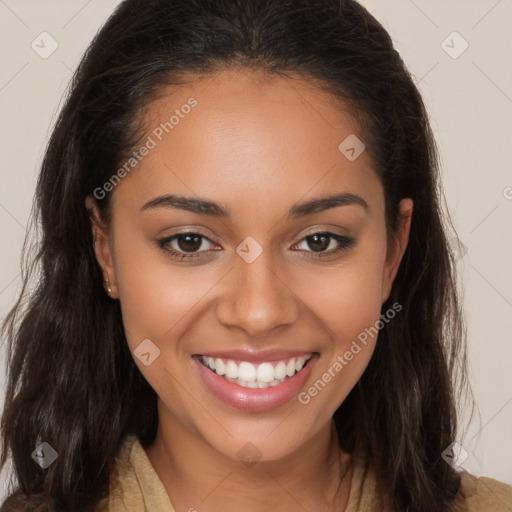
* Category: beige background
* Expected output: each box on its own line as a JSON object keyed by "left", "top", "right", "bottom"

{"left": 1, "top": 0, "right": 511, "bottom": 499}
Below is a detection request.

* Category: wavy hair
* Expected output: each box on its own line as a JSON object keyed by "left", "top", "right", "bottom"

{"left": 1, "top": 0, "right": 473, "bottom": 510}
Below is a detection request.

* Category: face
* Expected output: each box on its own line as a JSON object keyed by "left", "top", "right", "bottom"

{"left": 88, "top": 68, "right": 412, "bottom": 462}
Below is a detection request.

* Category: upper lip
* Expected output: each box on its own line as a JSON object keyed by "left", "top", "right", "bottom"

{"left": 195, "top": 348, "right": 315, "bottom": 364}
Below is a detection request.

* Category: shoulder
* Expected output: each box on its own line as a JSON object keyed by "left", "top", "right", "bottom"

{"left": 0, "top": 437, "right": 140, "bottom": 512}
{"left": 93, "top": 434, "right": 142, "bottom": 511}
{"left": 456, "top": 471, "right": 512, "bottom": 512}
{"left": 347, "top": 457, "right": 512, "bottom": 512}
{"left": 97, "top": 434, "right": 174, "bottom": 511}
{"left": 98, "top": 434, "right": 141, "bottom": 510}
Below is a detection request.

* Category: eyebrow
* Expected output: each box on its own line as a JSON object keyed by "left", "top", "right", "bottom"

{"left": 140, "top": 192, "right": 369, "bottom": 218}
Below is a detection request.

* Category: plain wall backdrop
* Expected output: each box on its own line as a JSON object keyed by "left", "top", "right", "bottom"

{"left": 1, "top": 0, "right": 511, "bottom": 500}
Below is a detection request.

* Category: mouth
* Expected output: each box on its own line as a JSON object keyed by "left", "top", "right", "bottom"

{"left": 199, "top": 354, "right": 313, "bottom": 388}
{"left": 193, "top": 351, "right": 318, "bottom": 412}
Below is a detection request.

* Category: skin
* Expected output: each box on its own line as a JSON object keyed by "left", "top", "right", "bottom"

{"left": 87, "top": 67, "right": 413, "bottom": 512}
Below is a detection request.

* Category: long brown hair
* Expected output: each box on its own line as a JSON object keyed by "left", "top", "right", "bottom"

{"left": 1, "top": 1, "right": 473, "bottom": 510}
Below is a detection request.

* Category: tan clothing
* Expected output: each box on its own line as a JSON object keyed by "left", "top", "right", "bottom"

{"left": 97, "top": 435, "right": 512, "bottom": 511}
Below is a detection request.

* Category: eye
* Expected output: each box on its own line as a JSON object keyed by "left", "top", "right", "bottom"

{"left": 157, "top": 232, "right": 220, "bottom": 261}
{"left": 292, "top": 232, "right": 356, "bottom": 259}
{"left": 157, "top": 230, "right": 356, "bottom": 262}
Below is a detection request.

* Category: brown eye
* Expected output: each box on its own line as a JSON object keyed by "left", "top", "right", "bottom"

{"left": 305, "top": 233, "right": 331, "bottom": 252}
{"left": 157, "top": 232, "right": 219, "bottom": 261}
{"left": 175, "top": 233, "right": 202, "bottom": 252}
{"left": 294, "top": 232, "right": 356, "bottom": 258}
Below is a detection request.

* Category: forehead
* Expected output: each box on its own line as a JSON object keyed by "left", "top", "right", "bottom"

{"left": 112, "top": 68, "right": 382, "bottom": 217}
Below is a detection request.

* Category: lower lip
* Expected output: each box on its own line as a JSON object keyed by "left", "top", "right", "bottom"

{"left": 194, "top": 355, "right": 317, "bottom": 412}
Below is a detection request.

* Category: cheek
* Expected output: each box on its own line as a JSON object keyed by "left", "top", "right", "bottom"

{"left": 297, "top": 232, "right": 387, "bottom": 342}
{"left": 304, "top": 267, "right": 383, "bottom": 332}
{"left": 113, "top": 238, "right": 205, "bottom": 420}
{"left": 296, "top": 279, "right": 383, "bottom": 418}
{"left": 112, "top": 231, "right": 211, "bottom": 352}
{"left": 294, "top": 234, "right": 387, "bottom": 410}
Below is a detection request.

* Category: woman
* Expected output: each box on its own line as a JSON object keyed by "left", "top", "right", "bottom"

{"left": 1, "top": 0, "right": 511, "bottom": 511}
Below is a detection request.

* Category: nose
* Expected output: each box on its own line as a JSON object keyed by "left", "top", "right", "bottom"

{"left": 215, "top": 253, "right": 300, "bottom": 338}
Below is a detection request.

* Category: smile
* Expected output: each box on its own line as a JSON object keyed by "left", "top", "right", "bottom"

{"left": 200, "top": 354, "right": 313, "bottom": 388}
{"left": 194, "top": 351, "right": 318, "bottom": 412}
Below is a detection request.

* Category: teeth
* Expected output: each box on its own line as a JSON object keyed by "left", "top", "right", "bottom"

{"left": 201, "top": 354, "right": 313, "bottom": 386}
{"left": 238, "top": 361, "right": 256, "bottom": 382}
{"left": 256, "top": 363, "right": 275, "bottom": 383}
{"left": 274, "top": 361, "right": 287, "bottom": 380}
{"left": 226, "top": 360, "right": 239, "bottom": 379}
{"left": 286, "top": 359, "right": 296, "bottom": 377}
{"left": 215, "top": 358, "right": 225, "bottom": 376}
{"left": 296, "top": 356, "right": 307, "bottom": 372}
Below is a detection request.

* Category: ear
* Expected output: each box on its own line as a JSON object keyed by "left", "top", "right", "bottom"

{"left": 85, "top": 195, "right": 119, "bottom": 298}
{"left": 381, "top": 198, "right": 413, "bottom": 304}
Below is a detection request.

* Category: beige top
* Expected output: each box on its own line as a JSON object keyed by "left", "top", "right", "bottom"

{"left": 96, "top": 435, "right": 512, "bottom": 511}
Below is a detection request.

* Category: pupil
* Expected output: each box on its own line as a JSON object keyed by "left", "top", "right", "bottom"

{"left": 308, "top": 234, "right": 329, "bottom": 252}
{"left": 178, "top": 234, "right": 201, "bottom": 252}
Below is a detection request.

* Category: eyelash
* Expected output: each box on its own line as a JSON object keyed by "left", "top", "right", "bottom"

{"left": 156, "top": 231, "right": 356, "bottom": 262}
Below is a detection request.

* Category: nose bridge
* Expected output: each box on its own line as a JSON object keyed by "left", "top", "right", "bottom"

{"left": 215, "top": 246, "right": 300, "bottom": 337}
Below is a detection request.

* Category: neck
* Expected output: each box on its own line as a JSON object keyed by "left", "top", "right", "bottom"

{"left": 144, "top": 401, "right": 353, "bottom": 512}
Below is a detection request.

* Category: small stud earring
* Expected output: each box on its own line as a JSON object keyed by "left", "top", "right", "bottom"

{"left": 103, "top": 279, "right": 113, "bottom": 295}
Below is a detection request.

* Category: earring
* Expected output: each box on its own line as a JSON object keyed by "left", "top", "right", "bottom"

{"left": 103, "top": 279, "right": 113, "bottom": 296}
